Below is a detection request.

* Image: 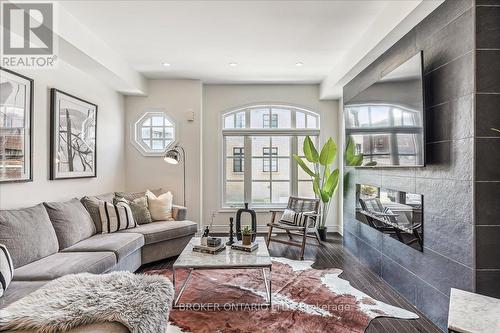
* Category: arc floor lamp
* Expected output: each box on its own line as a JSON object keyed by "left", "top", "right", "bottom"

{"left": 164, "top": 144, "right": 186, "bottom": 207}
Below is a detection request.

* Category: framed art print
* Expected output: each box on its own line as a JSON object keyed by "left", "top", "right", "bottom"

{"left": 0, "top": 67, "right": 33, "bottom": 183}
{"left": 50, "top": 89, "right": 97, "bottom": 180}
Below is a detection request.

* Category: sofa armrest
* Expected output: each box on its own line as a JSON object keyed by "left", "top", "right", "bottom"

{"left": 172, "top": 205, "right": 187, "bottom": 221}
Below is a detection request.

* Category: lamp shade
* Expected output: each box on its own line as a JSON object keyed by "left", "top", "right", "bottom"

{"left": 164, "top": 148, "right": 180, "bottom": 164}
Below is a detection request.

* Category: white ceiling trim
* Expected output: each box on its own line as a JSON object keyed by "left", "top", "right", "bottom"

{"left": 55, "top": 3, "right": 147, "bottom": 95}
{"left": 2, "top": 1, "right": 147, "bottom": 95}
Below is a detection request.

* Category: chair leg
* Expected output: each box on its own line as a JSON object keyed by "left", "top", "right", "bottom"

{"left": 266, "top": 225, "right": 273, "bottom": 248}
{"left": 286, "top": 229, "right": 293, "bottom": 240}
{"left": 314, "top": 229, "right": 323, "bottom": 245}
{"left": 300, "top": 231, "right": 307, "bottom": 260}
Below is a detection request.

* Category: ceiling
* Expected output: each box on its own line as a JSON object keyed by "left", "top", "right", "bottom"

{"left": 60, "top": 0, "right": 425, "bottom": 88}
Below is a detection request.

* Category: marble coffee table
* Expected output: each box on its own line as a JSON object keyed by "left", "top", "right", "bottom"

{"left": 448, "top": 288, "right": 500, "bottom": 333}
{"left": 172, "top": 237, "right": 272, "bottom": 309}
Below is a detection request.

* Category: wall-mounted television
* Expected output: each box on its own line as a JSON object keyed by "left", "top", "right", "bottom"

{"left": 344, "top": 51, "right": 425, "bottom": 167}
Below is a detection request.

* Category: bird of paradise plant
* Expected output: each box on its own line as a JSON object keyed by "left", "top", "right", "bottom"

{"left": 293, "top": 136, "right": 340, "bottom": 232}
{"left": 293, "top": 136, "right": 375, "bottom": 236}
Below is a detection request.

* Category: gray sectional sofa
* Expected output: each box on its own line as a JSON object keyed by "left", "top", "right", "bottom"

{"left": 0, "top": 190, "right": 197, "bottom": 332}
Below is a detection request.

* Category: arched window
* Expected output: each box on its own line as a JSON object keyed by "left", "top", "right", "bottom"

{"left": 222, "top": 105, "right": 320, "bottom": 208}
{"left": 133, "top": 111, "right": 176, "bottom": 156}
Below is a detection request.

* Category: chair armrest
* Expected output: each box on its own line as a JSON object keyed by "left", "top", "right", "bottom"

{"left": 172, "top": 204, "right": 187, "bottom": 221}
{"left": 302, "top": 211, "right": 319, "bottom": 228}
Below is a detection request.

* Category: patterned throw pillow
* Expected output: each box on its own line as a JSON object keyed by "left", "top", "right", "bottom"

{"left": 0, "top": 244, "right": 14, "bottom": 297}
{"left": 99, "top": 200, "right": 136, "bottom": 234}
{"left": 114, "top": 197, "right": 152, "bottom": 225}
{"left": 383, "top": 207, "right": 394, "bottom": 214}
{"left": 115, "top": 189, "right": 164, "bottom": 202}
{"left": 280, "top": 209, "right": 307, "bottom": 227}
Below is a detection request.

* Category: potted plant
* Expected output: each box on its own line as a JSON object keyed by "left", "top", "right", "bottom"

{"left": 242, "top": 226, "right": 253, "bottom": 245}
{"left": 293, "top": 137, "right": 340, "bottom": 241}
{"left": 293, "top": 136, "right": 374, "bottom": 241}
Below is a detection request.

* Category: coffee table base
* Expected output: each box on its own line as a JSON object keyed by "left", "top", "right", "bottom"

{"left": 172, "top": 266, "right": 272, "bottom": 309}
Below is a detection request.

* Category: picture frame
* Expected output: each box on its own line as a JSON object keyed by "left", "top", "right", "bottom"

{"left": 0, "top": 67, "right": 34, "bottom": 183}
{"left": 50, "top": 88, "right": 97, "bottom": 180}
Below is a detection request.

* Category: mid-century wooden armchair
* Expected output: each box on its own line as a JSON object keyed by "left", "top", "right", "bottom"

{"left": 266, "top": 196, "right": 321, "bottom": 260}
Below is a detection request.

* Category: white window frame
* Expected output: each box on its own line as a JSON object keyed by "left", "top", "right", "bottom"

{"left": 221, "top": 104, "right": 320, "bottom": 209}
{"left": 232, "top": 147, "right": 244, "bottom": 173}
{"left": 262, "top": 147, "right": 278, "bottom": 172}
{"left": 131, "top": 109, "right": 177, "bottom": 157}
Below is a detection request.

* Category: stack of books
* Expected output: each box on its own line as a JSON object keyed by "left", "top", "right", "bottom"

{"left": 193, "top": 238, "right": 225, "bottom": 255}
{"left": 231, "top": 242, "right": 259, "bottom": 252}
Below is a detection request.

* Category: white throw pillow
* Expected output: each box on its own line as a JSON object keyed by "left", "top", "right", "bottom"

{"left": 146, "top": 190, "right": 174, "bottom": 221}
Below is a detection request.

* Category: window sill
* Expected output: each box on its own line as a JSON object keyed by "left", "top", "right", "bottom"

{"left": 219, "top": 207, "right": 286, "bottom": 213}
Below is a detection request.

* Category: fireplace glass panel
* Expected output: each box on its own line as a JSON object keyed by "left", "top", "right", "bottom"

{"left": 355, "top": 184, "right": 423, "bottom": 251}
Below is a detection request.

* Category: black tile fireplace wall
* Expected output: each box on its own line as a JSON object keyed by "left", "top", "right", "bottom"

{"left": 475, "top": 1, "right": 500, "bottom": 298}
{"left": 343, "top": 0, "right": 476, "bottom": 330}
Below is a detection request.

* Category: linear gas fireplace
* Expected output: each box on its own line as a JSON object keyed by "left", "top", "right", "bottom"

{"left": 355, "top": 184, "right": 423, "bottom": 251}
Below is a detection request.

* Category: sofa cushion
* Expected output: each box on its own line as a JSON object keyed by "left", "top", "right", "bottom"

{"left": 81, "top": 196, "right": 104, "bottom": 233}
{"left": 94, "top": 192, "right": 115, "bottom": 203}
{"left": 0, "top": 280, "right": 48, "bottom": 309}
{"left": 44, "top": 199, "right": 96, "bottom": 250}
{"left": 0, "top": 204, "right": 59, "bottom": 268}
{"left": 62, "top": 233, "right": 144, "bottom": 261}
{"left": 115, "top": 188, "right": 163, "bottom": 202}
{"left": 119, "top": 220, "right": 197, "bottom": 245}
{"left": 13, "top": 252, "right": 116, "bottom": 281}
{"left": 115, "top": 196, "right": 152, "bottom": 225}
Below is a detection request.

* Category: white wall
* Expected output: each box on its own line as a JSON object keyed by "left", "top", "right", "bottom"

{"left": 1, "top": 75, "right": 340, "bottom": 236}
{"left": 124, "top": 80, "right": 203, "bottom": 225}
{"left": 0, "top": 61, "right": 126, "bottom": 209}
{"left": 203, "top": 84, "right": 340, "bottom": 233}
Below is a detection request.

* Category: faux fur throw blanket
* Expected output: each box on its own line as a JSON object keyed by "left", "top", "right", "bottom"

{"left": 0, "top": 272, "right": 174, "bottom": 333}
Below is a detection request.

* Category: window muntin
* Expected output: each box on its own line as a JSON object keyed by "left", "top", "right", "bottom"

{"left": 262, "top": 147, "right": 278, "bottom": 172}
{"left": 233, "top": 147, "right": 244, "bottom": 172}
{"left": 263, "top": 114, "right": 278, "bottom": 128}
{"left": 225, "top": 111, "right": 246, "bottom": 129}
{"left": 133, "top": 111, "right": 176, "bottom": 156}
{"left": 222, "top": 105, "right": 319, "bottom": 208}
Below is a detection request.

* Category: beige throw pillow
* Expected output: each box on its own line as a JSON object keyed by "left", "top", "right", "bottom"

{"left": 146, "top": 190, "right": 174, "bottom": 221}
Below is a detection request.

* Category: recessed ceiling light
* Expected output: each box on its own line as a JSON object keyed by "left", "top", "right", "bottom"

{"left": 162, "top": 62, "right": 171, "bottom": 67}
{"left": 295, "top": 62, "right": 304, "bottom": 67}
{"left": 229, "top": 62, "right": 238, "bottom": 67}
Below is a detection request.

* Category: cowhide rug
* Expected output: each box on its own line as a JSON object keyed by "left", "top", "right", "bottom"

{"left": 145, "top": 257, "right": 418, "bottom": 333}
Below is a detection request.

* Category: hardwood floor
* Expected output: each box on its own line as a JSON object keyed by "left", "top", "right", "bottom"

{"left": 139, "top": 233, "right": 442, "bottom": 333}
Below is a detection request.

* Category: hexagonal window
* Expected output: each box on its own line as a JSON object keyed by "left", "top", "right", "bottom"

{"left": 133, "top": 111, "right": 176, "bottom": 156}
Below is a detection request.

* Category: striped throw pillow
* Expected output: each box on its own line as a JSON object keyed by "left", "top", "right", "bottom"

{"left": 0, "top": 244, "right": 14, "bottom": 297}
{"left": 280, "top": 209, "right": 307, "bottom": 227}
{"left": 99, "top": 200, "right": 136, "bottom": 234}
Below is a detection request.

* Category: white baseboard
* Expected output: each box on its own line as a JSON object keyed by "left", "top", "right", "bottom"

{"left": 206, "top": 224, "right": 342, "bottom": 234}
